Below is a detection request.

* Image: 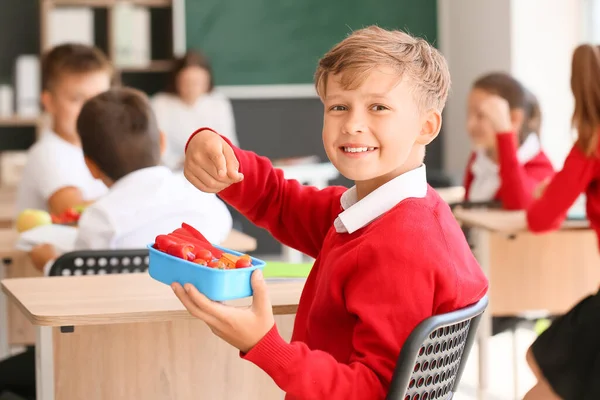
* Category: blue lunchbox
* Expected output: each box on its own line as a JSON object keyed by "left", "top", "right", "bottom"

{"left": 148, "top": 244, "right": 266, "bottom": 301}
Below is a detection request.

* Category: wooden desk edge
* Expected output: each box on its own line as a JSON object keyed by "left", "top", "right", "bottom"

{"left": 1, "top": 282, "right": 38, "bottom": 324}
{"left": 457, "top": 220, "right": 590, "bottom": 235}
{"left": 1, "top": 281, "right": 299, "bottom": 327}
{"left": 453, "top": 208, "right": 590, "bottom": 234}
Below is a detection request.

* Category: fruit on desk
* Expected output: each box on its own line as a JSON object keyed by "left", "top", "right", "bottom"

{"left": 73, "top": 204, "right": 87, "bottom": 214}
{"left": 51, "top": 207, "right": 83, "bottom": 225}
{"left": 15, "top": 209, "right": 52, "bottom": 232}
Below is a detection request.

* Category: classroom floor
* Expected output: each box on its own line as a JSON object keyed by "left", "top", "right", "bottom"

{"left": 454, "top": 327, "right": 537, "bottom": 400}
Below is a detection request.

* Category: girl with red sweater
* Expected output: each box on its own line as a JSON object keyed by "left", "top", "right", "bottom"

{"left": 464, "top": 73, "right": 555, "bottom": 209}
{"left": 523, "top": 44, "right": 600, "bottom": 400}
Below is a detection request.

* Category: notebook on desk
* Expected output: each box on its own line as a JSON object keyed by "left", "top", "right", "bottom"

{"left": 16, "top": 224, "right": 78, "bottom": 253}
{"left": 263, "top": 262, "right": 312, "bottom": 282}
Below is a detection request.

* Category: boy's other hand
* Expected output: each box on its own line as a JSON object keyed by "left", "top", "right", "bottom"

{"left": 479, "top": 95, "right": 513, "bottom": 133}
{"left": 172, "top": 269, "right": 274, "bottom": 353}
{"left": 184, "top": 129, "right": 244, "bottom": 193}
{"left": 29, "top": 243, "right": 58, "bottom": 271}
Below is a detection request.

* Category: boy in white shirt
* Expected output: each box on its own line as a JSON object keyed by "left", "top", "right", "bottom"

{"left": 30, "top": 87, "right": 233, "bottom": 272}
{"left": 16, "top": 43, "right": 111, "bottom": 215}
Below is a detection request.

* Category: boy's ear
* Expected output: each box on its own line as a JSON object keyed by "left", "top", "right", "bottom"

{"left": 84, "top": 156, "right": 103, "bottom": 181}
{"left": 510, "top": 109, "right": 525, "bottom": 133}
{"left": 416, "top": 109, "right": 442, "bottom": 145}
{"left": 159, "top": 131, "right": 166, "bottom": 156}
{"left": 41, "top": 90, "right": 54, "bottom": 114}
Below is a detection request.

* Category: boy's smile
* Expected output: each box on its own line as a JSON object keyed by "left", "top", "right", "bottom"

{"left": 339, "top": 144, "right": 378, "bottom": 157}
{"left": 322, "top": 67, "right": 441, "bottom": 200}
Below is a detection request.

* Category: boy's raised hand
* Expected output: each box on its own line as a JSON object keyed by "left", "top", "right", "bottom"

{"left": 184, "top": 129, "right": 244, "bottom": 193}
{"left": 171, "top": 269, "right": 274, "bottom": 354}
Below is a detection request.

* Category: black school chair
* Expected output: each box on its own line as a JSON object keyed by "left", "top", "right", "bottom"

{"left": 48, "top": 249, "right": 149, "bottom": 276}
{"left": 386, "top": 295, "right": 488, "bottom": 400}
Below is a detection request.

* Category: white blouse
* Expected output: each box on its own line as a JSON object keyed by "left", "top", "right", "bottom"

{"left": 469, "top": 133, "right": 541, "bottom": 202}
{"left": 151, "top": 91, "right": 239, "bottom": 170}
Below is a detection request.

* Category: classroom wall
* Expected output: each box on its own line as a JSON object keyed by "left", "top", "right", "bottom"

{"left": 437, "top": 0, "right": 513, "bottom": 182}
{"left": 0, "top": 0, "right": 39, "bottom": 151}
{"left": 510, "top": 0, "right": 584, "bottom": 168}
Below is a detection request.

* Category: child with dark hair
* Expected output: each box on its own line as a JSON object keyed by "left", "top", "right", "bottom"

{"left": 463, "top": 72, "right": 555, "bottom": 209}
{"left": 31, "top": 87, "right": 233, "bottom": 271}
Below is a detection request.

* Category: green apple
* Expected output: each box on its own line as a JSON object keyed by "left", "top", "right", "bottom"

{"left": 73, "top": 204, "right": 87, "bottom": 214}
{"left": 16, "top": 209, "right": 52, "bottom": 233}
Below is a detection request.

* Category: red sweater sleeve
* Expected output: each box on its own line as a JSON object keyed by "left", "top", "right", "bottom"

{"left": 527, "top": 145, "right": 597, "bottom": 232}
{"left": 215, "top": 137, "right": 345, "bottom": 259}
{"left": 496, "top": 133, "right": 555, "bottom": 210}
{"left": 463, "top": 152, "right": 476, "bottom": 201}
{"left": 242, "top": 242, "right": 438, "bottom": 399}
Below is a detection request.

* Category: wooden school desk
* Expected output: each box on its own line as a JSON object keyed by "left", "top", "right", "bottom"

{"left": 0, "top": 228, "right": 257, "bottom": 360}
{"left": 0, "top": 187, "right": 16, "bottom": 229}
{"left": 453, "top": 208, "right": 600, "bottom": 400}
{"left": 2, "top": 273, "right": 303, "bottom": 400}
{"left": 435, "top": 186, "right": 465, "bottom": 205}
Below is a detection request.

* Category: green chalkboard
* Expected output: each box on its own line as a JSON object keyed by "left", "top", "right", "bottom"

{"left": 185, "top": 0, "right": 437, "bottom": 85}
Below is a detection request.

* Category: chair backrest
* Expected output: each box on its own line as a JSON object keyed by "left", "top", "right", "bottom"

{"left": 386, "top": 295, "right": 488, "bottom": 400}
{"left": 49, "top": 249, "right": 150, "bottom": 277}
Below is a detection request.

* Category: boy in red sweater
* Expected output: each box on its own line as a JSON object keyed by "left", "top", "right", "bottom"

{"left": 172, "top": 26, "right": 488, "bottom": 399}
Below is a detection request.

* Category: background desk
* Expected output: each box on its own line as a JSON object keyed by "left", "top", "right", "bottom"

{"left": 2, "top": 273, "right": 304, "bottom": 400}
{"left": 0, "top": 187, "right": 15, "bottom": 229}
{"left": 0, "top": 228, "right": 257, "bottom": 360}
{"left": 435, "top": 186, "right": 465, "bottom": 205}
{"left": 453, "top": 208, "right": 600, "bottom": 400}
{"left": 278, "top": 162, "right": 339, "bottom": 263}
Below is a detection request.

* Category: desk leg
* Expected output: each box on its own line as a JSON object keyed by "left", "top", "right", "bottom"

{"left": 280, "top": 178, "right": 329, "bottom": 263}
{"left": 472, "top": 228, "right": 491, "bottom": 400}
{"left": 35, "top": 326, "right": 54, "bottom": 400}
{"left": 282, "top": 246, "right": 304, "bottom": 263}
{"left": 0, "top": 261, "right": 8, "bottom": 359}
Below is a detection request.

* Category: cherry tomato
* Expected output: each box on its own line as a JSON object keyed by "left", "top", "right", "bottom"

{"left": 235, "top": 257, "right": 252, "bottom": 269}
{"left": 195, "top": 248, "right": 214, "bottom": 263}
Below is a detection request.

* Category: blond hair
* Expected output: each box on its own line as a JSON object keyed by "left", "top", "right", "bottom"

{"left": 314, "top": 26, "right": 451, "bottom": 111}
{"left": 571, "top": 44, "right": 600, "bottom": 157}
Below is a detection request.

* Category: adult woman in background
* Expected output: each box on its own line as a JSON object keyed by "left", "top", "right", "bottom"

{"left": 152, "top": 50, "right": 238, "bottom": 170}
